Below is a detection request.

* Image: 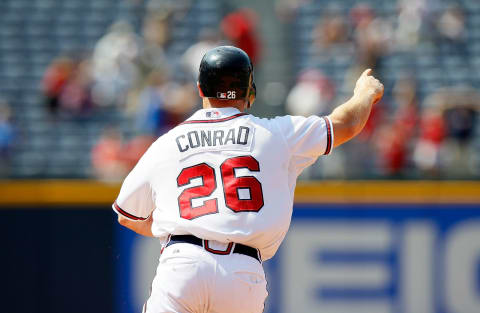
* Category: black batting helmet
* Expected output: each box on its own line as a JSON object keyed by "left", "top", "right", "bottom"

{"left": 198, "top": 46, "right": 256, "bottom": 107}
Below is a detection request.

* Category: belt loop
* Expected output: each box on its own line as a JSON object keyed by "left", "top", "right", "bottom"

{"left": 231, "top": 243, "right": 236, "bottom": 255}
{"left": 204, "top": 241, "right": 234, "bottom": 255}
{"left": 202, "top": 239, "right": 206, "bottom": 249}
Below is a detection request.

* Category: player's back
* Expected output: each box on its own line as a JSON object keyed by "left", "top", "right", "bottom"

{"left": 142, "top": 107, "right": 332, "bottom": 260}
{"left": 113, "top": 45, "right": 381, "bottom": 313}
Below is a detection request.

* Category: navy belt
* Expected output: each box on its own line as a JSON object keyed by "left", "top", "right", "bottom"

{"left": 167, "top": 235, "right": 261, "bottom": 263}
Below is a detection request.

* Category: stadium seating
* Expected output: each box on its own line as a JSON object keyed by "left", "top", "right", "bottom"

{"left": 0, "top": 0, "right": 478, "bottom": 178}
{"left": 0, "top": 0, "right": 220, "bottom": 178}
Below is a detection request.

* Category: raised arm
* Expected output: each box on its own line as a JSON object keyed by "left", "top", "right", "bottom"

{"left": 328, "top": 69, "right": 384, "bottom": 148}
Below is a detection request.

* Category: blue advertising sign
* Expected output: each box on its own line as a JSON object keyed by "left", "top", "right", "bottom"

{"left": 265, "top": 203, "right": 480, "bottom": 313}
{"left": 115, "top": 203, "right": 480, "bottom": 313}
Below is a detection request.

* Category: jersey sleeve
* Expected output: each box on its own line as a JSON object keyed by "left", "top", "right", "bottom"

{"left": 274, "top": 115, "right": 334, "bottom": 172}
{"left": 112, "top": 144, "right": 158, "bottom": 221}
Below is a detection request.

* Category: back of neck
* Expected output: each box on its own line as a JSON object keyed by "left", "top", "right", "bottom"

{"left": 202, "top": 98, "right": 246, "bottom": 112}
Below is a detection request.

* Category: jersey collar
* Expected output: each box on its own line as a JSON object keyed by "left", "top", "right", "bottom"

{"left": 184, "top": 107, "right": 247, "bottom": 123}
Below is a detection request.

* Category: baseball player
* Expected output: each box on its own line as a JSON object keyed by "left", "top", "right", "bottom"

{"left": 113, "top": 46, "right": 383, "bottom": 313}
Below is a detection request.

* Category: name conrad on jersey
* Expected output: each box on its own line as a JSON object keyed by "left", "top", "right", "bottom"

{"left": 176, "top": 126, "right": 251, "bottom": 153}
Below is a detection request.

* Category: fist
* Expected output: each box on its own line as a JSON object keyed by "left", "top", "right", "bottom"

{"left": 354, "top": 69, "right": 384, "bottom": 105}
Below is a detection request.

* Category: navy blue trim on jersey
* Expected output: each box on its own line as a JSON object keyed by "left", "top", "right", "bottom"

{"left": 180, "top": 113, "right": 248, "bottom": 125}
{"left": 114, "top": 201, "right": 147, "bottom": 221}
{"left": 322, "top": 116, "right": 332, "bottom": 155}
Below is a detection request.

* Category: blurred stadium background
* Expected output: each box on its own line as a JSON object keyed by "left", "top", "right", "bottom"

{"left": 0, "top": 0, "right": 479, "bottom": 312}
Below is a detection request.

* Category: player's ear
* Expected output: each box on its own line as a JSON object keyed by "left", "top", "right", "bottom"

{"left": 197, "top": 82, "right": 205, "bottom": 97}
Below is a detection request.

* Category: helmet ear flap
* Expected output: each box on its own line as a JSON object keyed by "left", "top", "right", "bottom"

{"left": 247, "top": 82, "right": 256, "bottom": 108}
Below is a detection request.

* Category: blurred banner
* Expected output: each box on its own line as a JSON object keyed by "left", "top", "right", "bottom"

{"left": 116, "top": 203, "right": 480, "bottom": 313}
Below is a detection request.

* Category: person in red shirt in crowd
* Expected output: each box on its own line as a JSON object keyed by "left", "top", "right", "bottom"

{"left": 91, "top": 127, "right": 128, "bottom": 181}
{"left": 375, "top": 78, "right": 419, "bottom": 176}
{"left": 122, "top": 135, "right": 155, "bottom": 170}
{"left": 221, "top": 9, "right": 262, "bottom": 64}
{"left": 42, "top": 56, "right": 75, "bottom": 116}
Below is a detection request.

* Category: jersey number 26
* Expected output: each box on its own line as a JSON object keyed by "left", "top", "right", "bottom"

{"left": 177, "top": 155, "right": 264, "bottom": 220}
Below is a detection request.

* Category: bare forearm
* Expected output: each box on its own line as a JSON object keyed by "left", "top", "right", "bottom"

{"left": 118, "top": 215, "right": 154, "bottom": 237}
{"left": 328, "top": 69, "right": 383, "bottom": 148}
{"left": 329, "top": 95, "right": 374, "bottom": 143}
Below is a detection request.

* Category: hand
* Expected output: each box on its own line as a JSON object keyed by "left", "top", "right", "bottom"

{"left": 353, "top": 69, "right": 384, "bottom": 105}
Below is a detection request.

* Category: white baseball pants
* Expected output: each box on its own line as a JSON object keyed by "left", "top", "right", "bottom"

{"left": 143, "top": 242, "right": 268, "bottom": 313}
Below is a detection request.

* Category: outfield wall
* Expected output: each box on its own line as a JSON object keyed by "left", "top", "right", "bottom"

{"left": 0, "top": 207, "right": 115, "bottom": 313}
{"left": 267, "top": 203, "right": 480, "bottom": 313}
{"left": 1, "top": 181, "right": 479, "bottom": 313}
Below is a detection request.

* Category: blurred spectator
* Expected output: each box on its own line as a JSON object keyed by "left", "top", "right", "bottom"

{"left": 274, "top": 0, "right": 305, "bottom": 22}
{"left": 135, "top": 70, "right": 170, "bottom": 135}
{"left": 123, "top": 135, "right": 156, "bottom": 170}
{"left": 161, "top": 82, "right": 198, "bottom": 126}
{"left": 43, "top": 56, "right": 95, "bottom": 118}
{"left": 182, "top": 29, "right": 222, "bottom": 79}
{"left": 123, "top": 12, "right": 172, "bottom": 121}
{"left": 311, "top": 9, "right": 355, "bottom": 72}
{"left": 359, "top": 100, "right": 385, "bottom": 141}
{"left": 221, "top": 9, "right": 262, "bottom": 64}
{"left": 413, "top": 91, "right": 447, "bottom": 176}
{"left": 146, "top": 0, "right": 191, "bottom": 17}
{"left": 91, "top": 129, "right": 157, "bottom": 182}
{"left": 59, "top": 58, "right": 94, "bottom": 116}
{"left": 350, "top": 4, "right": 392, "bottom": 70}
{"left": 312, "top": 13, "right": 349, "bottom": 52}
{"left": 441, "top": 87, "right": 479, "bottom": 176}
{"left": 436, "top": 5, "right": 466, "bottom": 46}
{"left": 91, "top": 127, "right": 128, "bottom": 182}
{"left": 91, "top": 21, "right": 141, "bottom": 107}
{"left": 0, "top": 100, "right": 14, "bottom": 176}
{"left": 286, "top": 69, "right": 335, "bottom": 116}
{"left": 138, "top": 12, "right": 170, "bottom": 76}
{"left": 412, "top": 87, "right": 480, "bottom": 177}
{"left": 341, "top": 4, "right": 392, "bottom": 99}
{"left": 42, "top": 56, "right": 75, "bottom": 117}
{"left": 395, "top": 0, "right": 427, "bottom": 50}
{"left": 443, "top": 87, "right": 479, "bottom": 143}
{"left": 134, "top": 72, "right": 197, "bottom": 137}
{"left": 374, "top": 77, "right": 419, "bottom": 176}
{"left": 338, "top": 102, "right": 384, "bottom": 178}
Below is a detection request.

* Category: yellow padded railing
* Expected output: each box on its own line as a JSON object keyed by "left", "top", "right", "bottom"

{"left": 0, "top": 180, "right": 479, "bottom": 207}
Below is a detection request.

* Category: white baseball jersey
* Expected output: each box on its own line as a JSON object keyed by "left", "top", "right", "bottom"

{"left": 113, "top": 107, "right": 333, "bottom": 260}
